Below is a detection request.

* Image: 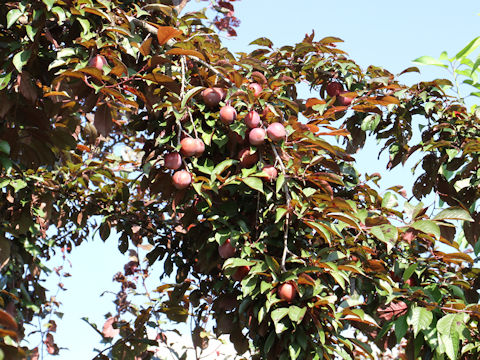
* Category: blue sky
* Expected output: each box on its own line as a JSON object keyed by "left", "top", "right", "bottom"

{"left": 30, "top": 1, "right": 480, "bottom": 358}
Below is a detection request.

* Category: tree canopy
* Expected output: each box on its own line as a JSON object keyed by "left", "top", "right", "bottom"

{"left": 1, "top": 1, "right": 480, "bottom": 359}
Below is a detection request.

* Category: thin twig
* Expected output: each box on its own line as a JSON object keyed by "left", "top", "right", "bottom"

{"left": 127, "top": 13, "right": 234, "bottom": 88}
{"left": 270, "top": 143, "right": 293, "bottom": 271}
{"left": 190, "top": 56, "right": 234, "bottom": 87}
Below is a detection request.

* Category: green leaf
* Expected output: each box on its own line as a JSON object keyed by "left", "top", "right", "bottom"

{"left": 455, "top": 36, "right": 480, "bottom": 59}
{"left": 0, "top": 72, "right": 11, "bottom": 90}
{"left": 7, "top": 9, "right": 22, "bottom": 29}
{"left": 265, "top": 255, "right": 281, "bottom": 274}
{"left": 361, "top": 114, "right": 380, "bottom": 131}
{"left": 288, "top": 306, "right": 307, "bottom": 323}
{"left": 289, "top": 342, "right": 301, "bottom": 359}
{"left": 181, "top": 86, "right": 204, "bottom": 109}
{"left": 249, "top": 37, "right": 273, "bottom": 48}
{"left": 223, "top": 258, "right": 254, "bottom": 269}
{"left": 242, "top": 276, "right": 257, "bottom": 297}
{"left": 439, "top": 332, "right": 459, "bottom": 360}
{"left": 412, "top": 56, "right": 448, "bottom": 68}
{"left": 26, "top": 25, "right": 38, "bottom": 42}
{"left": 10, "top": 179, "right": 27, "bottom": 191}
{"left": 0, "top": 141, "right": 10, "bottom": 155}
{"left": 437, "top": 313, "right": 465, "bottom": 336}
{"left": 242, "top": 176, "right": 264, "bottom": 193}
{"left": 329, "top": 270, "right": 346, "bottom": 290}
{"left": 411, "top": 220, "right": 440, "bottom": 240}
{"left": 211, "top": 159, "right": 236, "bottom": 178}
{"left": 77, "top": 18, "right": 92, "bottom": 37}
{"left": 13, "top": 49, "right": 32, "bottom": 73}
{"left": 433, "top": 207, "right": 473, "bottom": 222}
{"left": 276, "top": 173, "right": 285, "bottom": 194}
{"left": 264, "top": 331, "right": 276, "bottom": 354}
{"left": 407, "top": 307, "right": 433, "bottom": 337}
{"left": 304, "top": 221, "right": 332, "bottom": 243}
{"left": 381, "top": 192, "right": 398, "bottom": 209}
{"left": 394, "top": 315, "right": 408, "bottom": 343}
{"left": 42, "top": 0, "right": 55, "bottom": 10}
{"left": 51, "top": 6, "right": 66, "bottom": 24}
{"left": 275, "top": 208, "right": 287, "bottom": 223}
{"left": 370, "top": 224, "right": 397, "bottom": 253}
{"left": 271, "top": 308, "right": 289, "bottom": 323}
{"left": 471, "top": 54, "right": 480, "bottom": 75}
{"left": 402, "top": 263, "right": 417, "bottom": 282}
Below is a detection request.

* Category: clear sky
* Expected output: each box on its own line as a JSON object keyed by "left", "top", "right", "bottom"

{"left": 31, "top": 1, "right": 480, "bottom": 359}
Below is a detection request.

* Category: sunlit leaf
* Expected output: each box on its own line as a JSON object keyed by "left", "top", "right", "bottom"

{"left": 407, "top": 306, "right": 433, "bottom": 337}
{"left": 411, "top": 220, "right": 440, "bottom": 240}
{"left": 242, "top": 177, "right": 264, "bottom": 193}
{"left": 166, "top": 48, "right": 206, "bottom": 61}
{"left": 157, "top": 26, "right": 183, "bottom": 45}
{"left": 433, "top": 207, "right": 474, "bottom": 222}
{"left": 455, "top": 36, "right": 480, "bottom": 59}
{"left": 413, "top": 56, "right": 448, "bottom": 68}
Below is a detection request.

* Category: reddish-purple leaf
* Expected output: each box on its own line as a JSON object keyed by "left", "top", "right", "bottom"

{"left": 378, "top": 301, "right": 408, "bottom": 321}
{"left": 94, "top": 103, "right": 113, "bottom": 136}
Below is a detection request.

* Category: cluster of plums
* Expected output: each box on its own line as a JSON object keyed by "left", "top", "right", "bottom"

{"left": 218, "top": 239, "right": 297, "bottom": 301}
{"left": 326, "top": 81, "right": 353, "bottom": 106}
{"left": 168, "top": 82, "right": 288, "bottom": 190}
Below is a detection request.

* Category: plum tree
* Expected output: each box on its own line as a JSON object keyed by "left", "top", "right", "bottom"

{"left": 1, "top": 1, "right": 480, "bottom": 359}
